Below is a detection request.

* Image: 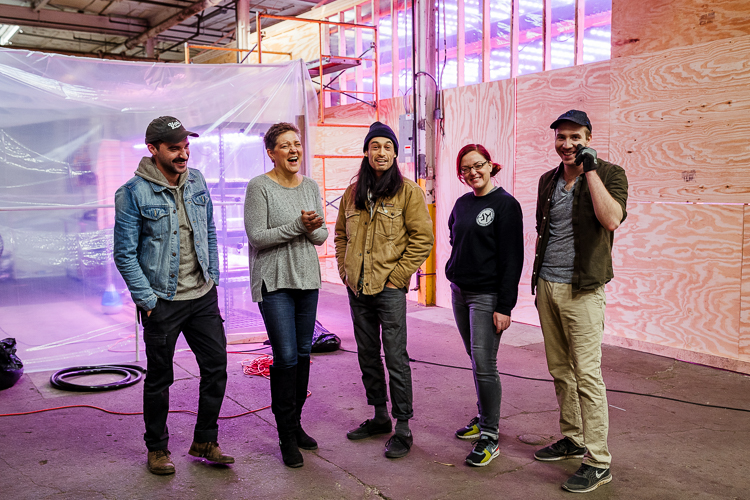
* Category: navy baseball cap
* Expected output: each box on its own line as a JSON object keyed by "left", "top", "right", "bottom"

{"left": 145, "top": 116, "right": 199, "bottom": 145}
{"left": 549, "top": 110, "right": 592, "bottom": 132}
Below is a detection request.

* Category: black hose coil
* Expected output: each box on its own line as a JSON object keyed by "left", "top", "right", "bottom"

{"left": 50, "top": 364, "right": 146, "bottom": 392}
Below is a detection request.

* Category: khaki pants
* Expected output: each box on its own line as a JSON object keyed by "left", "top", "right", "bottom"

{"left": 537, "top": 278, "right": 611, "bottom": 468}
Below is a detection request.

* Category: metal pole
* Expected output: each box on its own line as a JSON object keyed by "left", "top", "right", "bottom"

{"left": 256, "top": 11, "right": 262, "bottom": 63}
{"left": 235, "top": 0, "right": 250, "bottom": 63}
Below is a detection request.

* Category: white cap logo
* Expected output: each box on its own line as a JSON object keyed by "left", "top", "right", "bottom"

{"left": 168, "top": 121, "right": 181, "bottom": 129}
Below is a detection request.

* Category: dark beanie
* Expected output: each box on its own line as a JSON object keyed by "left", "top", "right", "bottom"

{"left": 363, "top": 121, "right": 399, "bottom": 156}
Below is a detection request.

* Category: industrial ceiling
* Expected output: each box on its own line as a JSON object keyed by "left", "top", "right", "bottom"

{"left": 0, "top": 0, "right": 330, "bottom": 62}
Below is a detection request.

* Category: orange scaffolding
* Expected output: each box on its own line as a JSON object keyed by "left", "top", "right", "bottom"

{"left": 254, "top": 13, "right": 379, "bottom": 126}
{"left": 183, "top": 43, "right": 292, "bottom": 64}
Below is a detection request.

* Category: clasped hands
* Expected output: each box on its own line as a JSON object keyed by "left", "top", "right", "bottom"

{"left": 301, "top": 210, "right": 323, "bottom": 232}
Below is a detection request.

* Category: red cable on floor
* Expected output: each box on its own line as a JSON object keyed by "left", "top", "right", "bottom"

{"left": 241, "top": 354, "right": 274, "bottom": 378}
{"left": 0, "top": 404, "right": 270, "bottom": 418}
{"left": 0, "top": 353, "right": 317, "bottom": 418}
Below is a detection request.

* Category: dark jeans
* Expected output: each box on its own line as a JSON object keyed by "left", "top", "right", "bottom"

{"left": 347, "top": 286, "right": 413, "bottom": 421}
{"left": 451, "top": 283, "right": 501, "bottom": 438}
{"left": 258, "top": 286, "right": 319, "bottom": 369}
{"left": 141, "top": 284, "right": 227, "bottom": 452}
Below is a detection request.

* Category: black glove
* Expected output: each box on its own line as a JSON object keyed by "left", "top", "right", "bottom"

{"left": 575, "top": 144, "right": 598, "bottom": 172}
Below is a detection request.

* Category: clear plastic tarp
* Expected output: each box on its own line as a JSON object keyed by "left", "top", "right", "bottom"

{"left": 0, "top": 48, "right": 318, "bottom": 373}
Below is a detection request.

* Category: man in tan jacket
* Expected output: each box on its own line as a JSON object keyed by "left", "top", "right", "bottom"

{"left": 334, "top": 121, "right": 434, "bottom": 459}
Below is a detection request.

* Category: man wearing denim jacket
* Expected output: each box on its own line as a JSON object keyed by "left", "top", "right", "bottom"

{"left": 114, "top": 116, "right": 233, "bottom": 475}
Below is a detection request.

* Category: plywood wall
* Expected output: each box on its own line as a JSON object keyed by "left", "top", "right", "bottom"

{"left": 312, "top": 33, "right": 750, "bottom": 373}
{"left": 611, "top": 0, "right": 750, "bottom": 59}
{"left": 610, "top": 36, "right": 750, "bottom": 204}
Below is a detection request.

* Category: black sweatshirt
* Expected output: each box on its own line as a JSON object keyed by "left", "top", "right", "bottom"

{"left": 445, "top": 187, "right": 524, "bottom": 315}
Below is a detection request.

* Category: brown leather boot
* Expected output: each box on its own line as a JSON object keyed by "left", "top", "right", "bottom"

{"left": 147, "top": 450, "right": 175, "bottom": 475}
{"left": 188, "top": 441, "right": 235, "bottom": 464}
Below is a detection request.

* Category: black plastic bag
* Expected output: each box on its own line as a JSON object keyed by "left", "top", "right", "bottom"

{"left": 0, "top": 338, "right": 24, "bottom": 390}
{"left": 311, "top": 321, "right": 341, "bottom": 353}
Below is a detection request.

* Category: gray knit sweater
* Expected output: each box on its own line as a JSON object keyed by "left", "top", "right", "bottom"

{"left": 244, "top": 174, "right": 328, "bottom": 302}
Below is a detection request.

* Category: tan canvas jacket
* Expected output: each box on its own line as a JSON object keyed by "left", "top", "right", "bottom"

{"left": 334, "top": 177, "right": 434, "bottom": 295}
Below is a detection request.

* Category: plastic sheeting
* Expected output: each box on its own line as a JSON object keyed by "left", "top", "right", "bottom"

{"left": 0, "top": 48, "right": 318, "bottom": 372}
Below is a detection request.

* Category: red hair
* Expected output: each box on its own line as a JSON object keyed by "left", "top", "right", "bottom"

{"left": 455, "top": 144, "right": 501, "bottom": 183}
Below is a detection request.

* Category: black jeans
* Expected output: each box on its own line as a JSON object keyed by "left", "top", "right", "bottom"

{"left": 141, "top": 284, "right": 227, "bottom": 451}
{"left": 347, "top": 287, "right": 413, "bottom": 421}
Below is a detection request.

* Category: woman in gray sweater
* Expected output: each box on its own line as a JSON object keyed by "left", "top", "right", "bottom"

{"left": 244, "top": 122, "right": 328, "bottom": 468}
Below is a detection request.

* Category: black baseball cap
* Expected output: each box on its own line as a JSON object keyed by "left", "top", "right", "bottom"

{"left": 549, "top": 109, "right": 592, "bottom": 132}
{"left": 145, "top": 116, "right": 199, "bottom": 145}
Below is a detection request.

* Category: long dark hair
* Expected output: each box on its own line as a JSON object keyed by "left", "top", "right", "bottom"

{"left": 353, "top": 156, "right": 404, "bottom": 210}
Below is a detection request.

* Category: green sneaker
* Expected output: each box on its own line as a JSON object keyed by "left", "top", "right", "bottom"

{"left": 465, "top": 435, "right": 499, "bottom": 467}
{"left": 455, "top": 416, "right": 481, "bottom": 440}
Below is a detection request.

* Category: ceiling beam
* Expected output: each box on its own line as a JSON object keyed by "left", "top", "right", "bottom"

{"left": 109, "top": 0, "right": 226, "bottom": 54}
{"left": 0, "top": 4, "right": 148, "bottom": 37}
{"left": 4, "top": 45, "right": 166, "bottom": 62}
{"left": 32, "top": 0, "right": 51, "bottom": 12}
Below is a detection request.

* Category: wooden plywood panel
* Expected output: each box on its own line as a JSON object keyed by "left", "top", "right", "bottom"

{"left": 433, "top": 79, "right": 515, "bottom": 310}
{"left": 514, "top": 62, "right": 611, "bottom": 324}
{"left": 612, "top": 0, "right": 750, "bottom": 59}
{"left": 315, "top": 125, "right": 365, "bottom": 157}
{"left": 740, "top": 205, "right": 750, "bottom": 363}
{"left": 610, "top": 35, "right": 750, "bottom": 204}
{"left": 323, "top": 102, "right": 376, "bottom": 124}
{"left": 261, "top": 22, "right": 321, "bottom": 63}
{"left": 606, "top": 202, "right": 742, "bottom": 360}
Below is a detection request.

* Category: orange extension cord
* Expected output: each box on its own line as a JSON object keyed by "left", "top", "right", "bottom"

{"left": 0, "top": 353, "right": 291, "bottom": 418}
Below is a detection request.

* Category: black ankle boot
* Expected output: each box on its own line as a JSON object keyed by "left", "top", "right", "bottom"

{"left": 295, "top": 356, "right": 318, "bottom": 450}
{"left": 269, "top": 365, "right": 303, "bottom": 467}
{"left": 278, "top": 433, "right": 303, "bottom": 468}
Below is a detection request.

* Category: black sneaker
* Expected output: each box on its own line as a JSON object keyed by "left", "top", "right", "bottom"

{"left": 562, "top": 464, "right": 612, "bottom": 493}
{"left": 455, "top": 416, "right": 481, "bottom": 440}
{"left": 384, "top": 432, "right": 413, "bottom": 459}
{"left": 465, "top": 435, "right": 499, "bottom": 467}
{"left": 534, "top": 437, "right": 587, "bottom": 462}
{"left": 346, "top": 419, "right": 393, "bottom": 440}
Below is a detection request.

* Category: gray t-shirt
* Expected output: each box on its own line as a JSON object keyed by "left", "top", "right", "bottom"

{"left": 539, "top": 176, "right": 577, "bottom": 283}
{"left": 244, "top": 174, "right": 329, "bottom": 302}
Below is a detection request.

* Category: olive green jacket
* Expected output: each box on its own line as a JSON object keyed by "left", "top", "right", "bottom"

{"left": 531, "top": 159, "right": 628, "bottom": 294}
{"left": 334, "top": 178, "right": 434, "bottom": 295}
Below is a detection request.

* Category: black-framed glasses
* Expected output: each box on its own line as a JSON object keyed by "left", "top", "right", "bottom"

{"left": 460, "top": 160, "right": 489, "bottom": 175}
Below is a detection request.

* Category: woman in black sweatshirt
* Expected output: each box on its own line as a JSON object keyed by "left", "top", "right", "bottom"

{"left": 445, "top": 144, "right": 524, "bottom": 467}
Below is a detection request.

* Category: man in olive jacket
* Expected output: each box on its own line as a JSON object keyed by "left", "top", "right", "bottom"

{"left": 531, "top": 110, "right": 628, "bottom": 494}
{"left": 334, "top": 121, "right": 434, "bottom": 459}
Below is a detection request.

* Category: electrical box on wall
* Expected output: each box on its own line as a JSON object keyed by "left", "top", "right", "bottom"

{"left": 398, "top": 113, "right": 415, "bottom": 164}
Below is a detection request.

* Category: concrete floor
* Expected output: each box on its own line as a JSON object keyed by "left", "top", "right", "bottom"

{"left": 1, "top": 282, "right": 749, "bottom": 500}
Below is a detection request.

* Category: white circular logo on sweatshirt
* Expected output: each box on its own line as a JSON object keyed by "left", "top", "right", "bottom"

{"left": 476, "top": 208, "right": 495, "bottom": 227}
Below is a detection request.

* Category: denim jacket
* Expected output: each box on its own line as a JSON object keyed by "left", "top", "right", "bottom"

{"left": 114, "top": 162, "right": 219, "bottom": 311}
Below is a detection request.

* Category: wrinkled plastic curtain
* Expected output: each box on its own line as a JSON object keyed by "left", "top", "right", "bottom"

{"left": 0, "top": 49, "right": 318, "bottom": 372}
